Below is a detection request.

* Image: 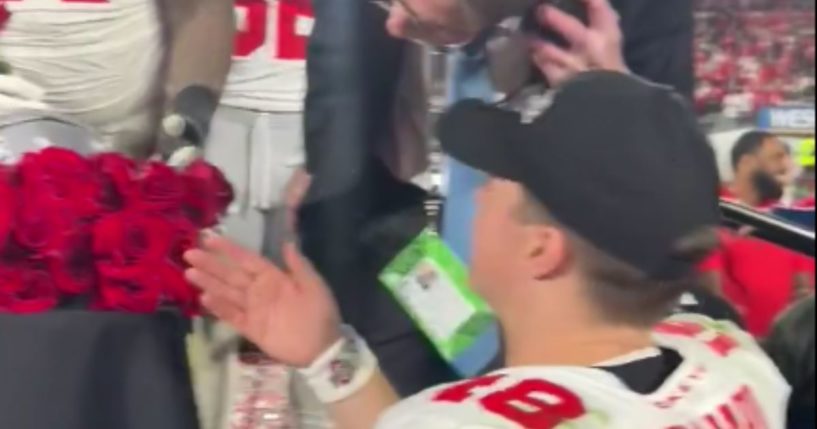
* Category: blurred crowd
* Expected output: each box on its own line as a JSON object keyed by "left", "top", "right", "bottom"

{"left": 694, "top": 0, "right": 816, "bottom": 118}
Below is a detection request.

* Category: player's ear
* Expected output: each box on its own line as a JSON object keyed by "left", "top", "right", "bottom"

{"left": 523, "top": 224, "right": 571, "bottom": 282}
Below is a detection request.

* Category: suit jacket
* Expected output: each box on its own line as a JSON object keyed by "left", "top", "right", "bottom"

{"left": 303, "top": 0, "right": 409, "bottom": 200}
{"left": 301, "top": 0, "right": 460, "bottom": 396}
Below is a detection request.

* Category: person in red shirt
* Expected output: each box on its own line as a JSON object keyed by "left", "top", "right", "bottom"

{"left": 702, "top": 131, "right": 813, "bottom": 338}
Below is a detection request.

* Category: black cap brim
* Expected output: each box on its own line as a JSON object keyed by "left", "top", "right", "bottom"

{"left": 438, "top": 99, "right": 523, "bottom": 181}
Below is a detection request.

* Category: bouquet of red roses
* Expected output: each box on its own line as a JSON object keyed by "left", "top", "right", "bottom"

{"left": 0, "top": 148, "right": 233, "bottom": 316}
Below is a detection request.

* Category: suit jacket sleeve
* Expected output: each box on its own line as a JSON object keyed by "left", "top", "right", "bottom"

{"left": 614, "top": 0, "right": 695, "bottom": 99}
{"left": 303, "top": 0, "right": 406, "bottom": 198}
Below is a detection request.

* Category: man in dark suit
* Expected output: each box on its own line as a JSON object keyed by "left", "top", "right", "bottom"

{"left": 299, "top": 0, "right": 460, "bottom": 397}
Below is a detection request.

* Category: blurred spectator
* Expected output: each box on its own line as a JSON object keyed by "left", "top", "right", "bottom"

{"left": 694, "top": 0, "right": 815, "bottom": 118}
{"left": 723, "top": 131, "right": 792, "bottom": 207}
{"left": 765, "top": 297, "right": 816, "bottom": 429}
{"left": 701, "top": 131, "right": 813, "bottom": 338}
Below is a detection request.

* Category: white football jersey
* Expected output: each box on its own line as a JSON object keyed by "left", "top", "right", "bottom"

{"left": 0, "top": 0, "right": 164, "bottom": 148}
{"left": 379, "top": 315, "right": 791, "bottom": 429}
{"left": 221, "top": 0, "right": 312, "bottom": 113}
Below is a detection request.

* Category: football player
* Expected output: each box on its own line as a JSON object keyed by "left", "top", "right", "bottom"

{"left": 203, "top": 0, "right": 312, "bottom": 253}
{"left": 0, "top": 0, "right": 234, "bottom": 159}
{"left": 185, "top": 71, "right": 791, "bottom": 428}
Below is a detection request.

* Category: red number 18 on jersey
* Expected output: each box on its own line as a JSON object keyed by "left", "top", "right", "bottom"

{"left": 434, "top": 375, "right": 587, "bottom": 428}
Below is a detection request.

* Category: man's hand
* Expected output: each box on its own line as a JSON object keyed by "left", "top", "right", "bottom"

{"left": 283, "top": 168, "right": 312, "bottom": 234}
{"left": 382, "top": 0, "right": 481, "bottom": 46}
{"left": 530, "top": 0, "right": 627, "bottom": 86}
{"left": 184, "top": 238, "right": 342, "bottom": 368}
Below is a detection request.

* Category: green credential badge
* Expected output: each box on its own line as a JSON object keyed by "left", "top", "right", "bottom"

{"left": 379, "top": 228, "right": 494, "bottom": 362}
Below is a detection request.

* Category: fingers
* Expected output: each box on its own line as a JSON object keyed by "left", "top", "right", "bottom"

{"left": 530, "top": 39, "right": 586, "bottom": 86}
{"left": 245, "top": 278, "right": 277, "bottom": 341}
{"left": 283, "top": 169, "right": 312, "bottom": 234}
{"left": 185, "top": 267, "right": 247, "bottom": 309}
{"left": 201, "top": 293, "right": 247, "bottom": 331}
{"left": 200, "top": 233, "right": 270, "bottom": 275}
{"left": 184, "top": 247, "right": 255, "bottom": 289}
{"left": 282, "top": 242, "right": 323, "bottom": 291}
{"left": 584, "top": 0, "right": 620, "bottom": 34}
{"left": 531, "top": 40, "right": 587, "bottom": 71}
{"left": 538, "top": 5, "right": 589, "bottom": 50}
{"left": 284, "top": 168, "right": 312, "bottom": 210}
{"left": 384, "top": 2, "right": 413, "bottom": 40}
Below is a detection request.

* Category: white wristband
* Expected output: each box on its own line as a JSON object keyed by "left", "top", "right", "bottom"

{"left": 297, "top": 326, "right": 378, "bottom": 404}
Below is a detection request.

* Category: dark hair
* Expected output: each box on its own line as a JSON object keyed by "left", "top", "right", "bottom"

{"left": 520, "top": 196, "right": 719, "bottom": 327}
{"left": 571, "top": 228, "right": 718, "bottom": 327}
{"left": 731, "top": 131, "right": 776, "bottom": 170}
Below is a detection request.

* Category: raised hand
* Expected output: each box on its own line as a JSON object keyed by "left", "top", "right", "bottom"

{"left": 530, "top": 0, "right": 628, "bottom": 86}
{"left": 282, "top": 167, "right": 312, "bottom": 235}
{"left": 184, "top": 237, "right": 342, "bottom": 368}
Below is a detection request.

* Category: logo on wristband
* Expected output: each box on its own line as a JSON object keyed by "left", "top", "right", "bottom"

{"left": 329, "top": 335, "right": 361, "bottom": 387}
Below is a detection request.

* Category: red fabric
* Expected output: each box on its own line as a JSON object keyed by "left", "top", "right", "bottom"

{"left": 794, "top": 196, "right": 816, "bottom": 209}
{"left": 0, "top": 2, "right": 10, "bottom": 31}
{"left": 720, "top": 187, "right": 777, "bottom": 211}
{"left": 699, "top": 230, "right": 813, "bottom": 338}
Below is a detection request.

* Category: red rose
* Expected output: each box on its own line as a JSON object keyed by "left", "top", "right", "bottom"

{"left": 90, "top": 153, "right": 138, "bottom": 212}
{"left": 92, "top": 212, "right": 202, "bottom": 314}
{"left": 135, "top": 162, "right": 185, "bottom": 213}
{"left": 0, "top": 265, "right": 59, "bottom": 314}
{"left": 48, "top": 231, "right": 96, "bottom": 295}
{"left": 158, "top": 228, "right": 201, "bottom": 316}
{"left": 93, "top": 211, "right": 174, "bottom": 265}
{"left": 92, "top": 211, "right": 176, "bottom": 312}
{"left": 93, "top": 266, "right": 162, "bottom": 313}
{"left": 0, "top": 166, "right": 17, "bottom": 251}
{"left": 181, "top": 160, "right": 234, "bottom": 228}
{"left": 12, "top": 192, "right": 79, "bottom": 254}
{"left": 17, "top": 148, "right": 103, "bottom": 218}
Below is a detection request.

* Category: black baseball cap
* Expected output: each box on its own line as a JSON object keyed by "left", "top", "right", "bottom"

{"left": 439, "top": 71, "right": 721, "bottom": 281}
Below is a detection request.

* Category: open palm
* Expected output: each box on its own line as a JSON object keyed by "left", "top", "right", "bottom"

{"left": 185, "top": 237, "right": 342, "bottom": 368}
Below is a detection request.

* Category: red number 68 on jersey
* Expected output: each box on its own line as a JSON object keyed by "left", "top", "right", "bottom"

{"left": 234, "top": 0, "right": 313, "bottom": 61}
